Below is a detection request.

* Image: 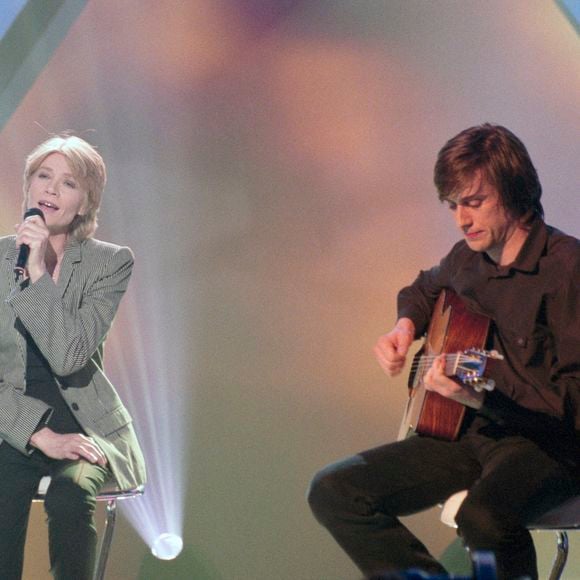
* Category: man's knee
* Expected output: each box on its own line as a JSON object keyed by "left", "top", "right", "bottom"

{"left": 307, "top": 457, "right": 364, "bottom": 523}
{"left": 307, "top": 466, "right": 339, "bottom": 521}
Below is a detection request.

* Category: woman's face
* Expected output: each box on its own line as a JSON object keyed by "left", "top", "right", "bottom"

{"left": 27, "top": 152, "right": 88, "bottom": 236}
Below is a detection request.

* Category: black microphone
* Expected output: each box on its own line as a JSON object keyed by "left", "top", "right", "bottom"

{"left": 15, "top": 207, "right": 45, "bottom": 278}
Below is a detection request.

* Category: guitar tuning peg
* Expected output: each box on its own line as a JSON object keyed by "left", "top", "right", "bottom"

{"left": 469, "top": 377, "right": 496, "bottom": 392}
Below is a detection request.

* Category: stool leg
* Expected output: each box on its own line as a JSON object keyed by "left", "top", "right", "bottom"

{"left": 93, "top": 499, "right": 117, "bottom": 580}
{"left": 547, "top": 531, "right": 569, "bottom": 580}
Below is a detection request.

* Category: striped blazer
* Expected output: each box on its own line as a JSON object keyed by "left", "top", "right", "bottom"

{"left": 0, "top": 235, "right": 146, "bottom": 490}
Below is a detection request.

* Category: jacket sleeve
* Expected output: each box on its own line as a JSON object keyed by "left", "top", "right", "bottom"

{"left": 0, "top": 385, "right": 53, "bottom": 454}
{"left": 6, "top": 245, "right": 134, "bottom": 377}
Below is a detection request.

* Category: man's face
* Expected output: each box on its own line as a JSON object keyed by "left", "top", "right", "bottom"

{"left": 446, "top": 172, "right": 521, "bottom": 263}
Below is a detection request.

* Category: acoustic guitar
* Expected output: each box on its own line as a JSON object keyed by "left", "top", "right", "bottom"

{"left": 397, "top": 288, "right": 503, "bottom": 442}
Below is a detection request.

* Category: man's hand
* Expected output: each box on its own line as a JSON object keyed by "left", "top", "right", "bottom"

{"left": 423, "top": 354, "right": 484, "bottom": 409}
{"left": 374, "top": 318, "right": 416, "bottom": 377}
{"left": 30, "top": 427, "right": 108, "bottom": 466}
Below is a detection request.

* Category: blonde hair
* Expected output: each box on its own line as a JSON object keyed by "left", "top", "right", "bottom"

{"left": 23, "top": 135, "right": 107, "bottom": 240}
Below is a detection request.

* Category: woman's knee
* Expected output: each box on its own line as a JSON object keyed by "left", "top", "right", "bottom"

{"left": 44, "top": 478, "right": 97, "bottom": 521}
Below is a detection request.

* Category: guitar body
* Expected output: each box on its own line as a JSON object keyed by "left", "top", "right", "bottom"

{"left": 398, "top": 289, "right": 491, "bottom": 441}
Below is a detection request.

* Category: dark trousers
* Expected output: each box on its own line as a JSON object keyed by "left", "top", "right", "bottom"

{"left": 307, "top": 431, "right": 578, "bottom": 580}
{"left": 0, "top": 442, "right": 109, "bottom": 580}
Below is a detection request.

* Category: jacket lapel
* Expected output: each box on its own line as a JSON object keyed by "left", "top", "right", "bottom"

{"left": 4, "top": 243, "right": 20, "bottom": 293}
{"left": 57, "top": 238, "right": 82, "bottom": 297}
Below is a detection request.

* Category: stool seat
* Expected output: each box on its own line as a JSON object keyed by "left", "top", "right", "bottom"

{"left": 34, "top": 475, "right": 143, "bottom": 500}
{"left": 440, "top": 490, "right": 580, "bottom": 580}
{"left": 531, "top": 495, "right": 580, "bottom": 530}
{"left": 33, "top": 475, "right": 143, "bottom": 580}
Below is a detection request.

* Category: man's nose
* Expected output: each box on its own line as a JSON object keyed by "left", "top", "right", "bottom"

{"left": 455, "top": 205, "right": 471, "bottom": 228}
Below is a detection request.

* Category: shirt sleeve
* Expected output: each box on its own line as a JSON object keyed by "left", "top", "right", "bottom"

{"left": 397, "top": 245, "right": 457, "bottom": 337}
{"left": 547, "top": 250, "right": 580, "bottom": 433}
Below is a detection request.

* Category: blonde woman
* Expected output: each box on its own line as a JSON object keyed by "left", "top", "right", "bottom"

{"left": 0, "top": 135, "right": 146, "bottom": 579}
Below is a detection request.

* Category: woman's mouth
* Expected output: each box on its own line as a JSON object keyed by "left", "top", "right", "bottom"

{"left": 38, "top": 200, "right": 59, "bottom": 212}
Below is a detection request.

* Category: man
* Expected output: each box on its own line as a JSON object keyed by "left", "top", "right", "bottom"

{"left": 307, "top": 124, "right": 579, "bottom": 579}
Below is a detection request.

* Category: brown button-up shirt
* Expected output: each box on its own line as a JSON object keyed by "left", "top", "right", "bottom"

{"left": 397, "top": 219, "right": 579, "bottom": 468}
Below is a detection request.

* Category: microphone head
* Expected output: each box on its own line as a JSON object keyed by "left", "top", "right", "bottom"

{"left": 24, "top": 207, "right": 45, "bottom": 221}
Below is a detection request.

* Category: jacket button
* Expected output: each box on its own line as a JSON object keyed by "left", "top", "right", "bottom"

{"left": 61, "top": 384, "right": 68, "bottom": 390}
{"left": 516, "top": 337, "right": 525, "bottom": 347}
{"left": 71, "top": 403, "right": 79, "bottom": 411}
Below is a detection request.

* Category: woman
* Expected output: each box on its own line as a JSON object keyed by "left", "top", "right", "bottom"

{"left": 0, "top": 135, "right": 146, "bottom": 579}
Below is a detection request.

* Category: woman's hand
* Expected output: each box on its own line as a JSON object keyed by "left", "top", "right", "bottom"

{"left": 30, "top": 427, "right": 108, "bottom": 466}
{"left": 423, "top": 354, "right": 484, "bottom": 409}
{"left": 15, "top": 213, "right": 50, "bottom": 282}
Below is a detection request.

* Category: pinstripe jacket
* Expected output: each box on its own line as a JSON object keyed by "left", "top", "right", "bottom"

{"left": 0, "top": 235, "right": 146, "bottom": 490}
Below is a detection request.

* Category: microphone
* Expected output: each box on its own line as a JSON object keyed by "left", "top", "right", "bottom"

{"left": 15, "top": 207, "right": 45, "bottom": 278}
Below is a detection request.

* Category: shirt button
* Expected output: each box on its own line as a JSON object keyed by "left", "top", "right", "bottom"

{"left": 71, "top": 403, "right": 79, "bottom": 411}
{"left": 516, "top": 337, "right": 526, "bottom": 347}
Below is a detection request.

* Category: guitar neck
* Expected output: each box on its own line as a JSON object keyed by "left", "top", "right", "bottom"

{"left": 415, "top": 352, "right": 475, "bottom": 379}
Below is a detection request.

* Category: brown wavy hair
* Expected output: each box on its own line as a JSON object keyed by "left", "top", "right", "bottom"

{"left": 434, "top": 124, "right": 543, "bottom": 221}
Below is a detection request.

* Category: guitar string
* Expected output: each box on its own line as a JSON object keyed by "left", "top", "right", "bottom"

{"left": 409, "top": 353, "right": 482, "bottom": 372}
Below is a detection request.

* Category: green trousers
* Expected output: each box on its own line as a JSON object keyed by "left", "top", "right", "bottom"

{"left": 0, "top": 442, "right": 109, "bottom": 580}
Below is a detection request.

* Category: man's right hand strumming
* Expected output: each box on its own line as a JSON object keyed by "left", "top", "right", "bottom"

{"left": 373, "top": 317, "right": 416, "bottom": 377}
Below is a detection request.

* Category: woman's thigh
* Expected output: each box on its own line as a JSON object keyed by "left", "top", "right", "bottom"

{"left": 45, "top": 459, "right": 110, "bottom": 514}
{"left": 0, "top": 442, "right": 46, "bottom": 516}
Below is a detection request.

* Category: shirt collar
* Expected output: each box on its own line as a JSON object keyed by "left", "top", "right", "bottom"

{"left": 488, "top": 218, "right": 547, "bottom": 276}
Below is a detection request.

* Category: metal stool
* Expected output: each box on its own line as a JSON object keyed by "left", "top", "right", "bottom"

{"left": 34, "top": 475, "right": 143, "bottom": 580}
{"left": 440, "top": 490, "right": 580, "bottom": 580}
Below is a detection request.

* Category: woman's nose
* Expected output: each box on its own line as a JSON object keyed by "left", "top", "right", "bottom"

{"left": 45, "top": 180, "right": 57, "bottom": 195}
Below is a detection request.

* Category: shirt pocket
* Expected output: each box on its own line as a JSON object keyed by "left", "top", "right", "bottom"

{"left": 503, "top": 325, "right": 555, "bottom": 371}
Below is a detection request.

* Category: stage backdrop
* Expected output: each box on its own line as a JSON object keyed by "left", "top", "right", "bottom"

{"left": 0, "top": 1, "right": 577, "bottom": 578}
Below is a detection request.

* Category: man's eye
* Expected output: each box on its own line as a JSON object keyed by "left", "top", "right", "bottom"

{"left": 65, "top": 180, "right": 77, "bottom": 188}
{"left": 448, "top": 203, "right": 457, "bottom": 211}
